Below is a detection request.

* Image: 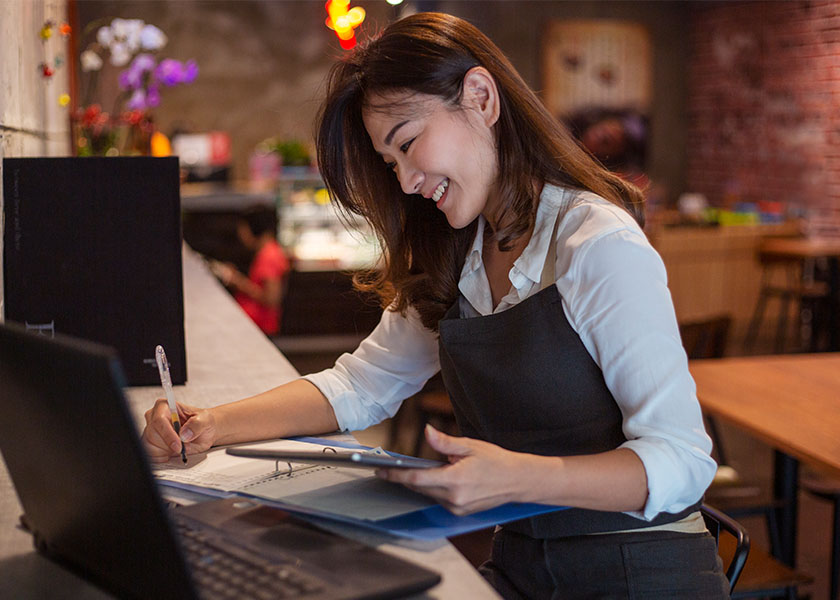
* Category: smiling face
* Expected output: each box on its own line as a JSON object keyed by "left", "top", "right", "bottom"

{"left": 361, "top": 68, "right": 501, "bottom": 230}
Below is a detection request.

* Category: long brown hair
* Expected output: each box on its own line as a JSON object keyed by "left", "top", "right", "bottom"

{"left": 316, "top": 12, "right": 644, "bottom": 331}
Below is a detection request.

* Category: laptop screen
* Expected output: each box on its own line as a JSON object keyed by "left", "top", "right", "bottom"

{"left": 0, "top": 321, "right": 197, "bottom": 599}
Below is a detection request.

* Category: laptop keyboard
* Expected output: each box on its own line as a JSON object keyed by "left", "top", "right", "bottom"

{"left": 174, "top": 517, "right": 327, "bottom": 599}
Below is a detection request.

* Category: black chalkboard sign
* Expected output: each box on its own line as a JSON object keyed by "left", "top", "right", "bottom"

{"left": 3, "top": 156, "right": 186, "bottom": 385}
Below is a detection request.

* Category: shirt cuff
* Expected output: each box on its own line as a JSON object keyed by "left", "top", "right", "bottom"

{"left": 302, "top": 370, "right": 359, "bottom": 432}
{"left": 620, "top": 438, "right": 717, "bottom": 521}
{"left": 303, "top": 369, "right": 409, "bottom": 432}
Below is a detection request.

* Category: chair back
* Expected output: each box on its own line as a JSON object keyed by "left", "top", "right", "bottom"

{"left": 701, "top": 503, "right": 750, "bottom": 592}
{"left": 679, "top": 314, "right": 732, "bottom": 359}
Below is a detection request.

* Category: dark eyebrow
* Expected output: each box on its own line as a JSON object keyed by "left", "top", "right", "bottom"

{"left": 384, "top": 120, "right": 410, "bottom": 146}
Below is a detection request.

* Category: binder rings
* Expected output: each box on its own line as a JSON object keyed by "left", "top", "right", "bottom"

{"left": 2, "top": 157, "right": 186, "bottom": 385}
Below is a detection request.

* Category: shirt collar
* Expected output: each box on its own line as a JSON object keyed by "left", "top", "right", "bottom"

{"left": 509, "top": 184, "right": 571, "bottom": 288}
{"left": 458, "top": 184, "right": 573, "bottom": 299}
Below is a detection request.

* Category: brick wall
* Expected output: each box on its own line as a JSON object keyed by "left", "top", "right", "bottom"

{"left": 687, "top": 1, "right": 840, "bottom": 223}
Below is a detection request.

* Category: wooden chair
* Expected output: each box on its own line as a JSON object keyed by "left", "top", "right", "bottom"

{"left": 702, "top": 503, "right": 750, "bottom": 592}
{"left": 800, "top": 471, "right": 840, "bottom": 600}
{"left": 702, "top": 504, "right": 812, "bottom": 599}
{"left": 683, "top": 317, "right": 814, "bottom": 599}
{"left": 743, "top": 237, "right": 831, "bottom": 354}
{"left": 679, "top": 314, "right": 732, "bottom": 361}
{"left": 725, "top": 540, "right": 813, "bottom": 599}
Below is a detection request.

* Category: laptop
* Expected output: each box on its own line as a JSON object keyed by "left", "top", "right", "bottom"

{"left": 0, "top": 321, "right": 441, "bottom": 600}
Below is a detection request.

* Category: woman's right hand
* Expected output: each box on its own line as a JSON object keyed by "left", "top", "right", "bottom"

{"left": 141, "top": 399, "right": 219, "bottom": 463}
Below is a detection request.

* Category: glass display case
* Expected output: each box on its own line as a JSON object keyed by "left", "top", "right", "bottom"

{"left": 273, "top": 170, "right": 383, "bottom": 339}
{"left": 276, "top": 170, "right": 380, "bottom": 272}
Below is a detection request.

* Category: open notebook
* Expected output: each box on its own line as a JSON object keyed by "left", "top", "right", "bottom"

{"left": 154, "top": 438, "right": 440, "bottom": 521}
{"left": 0, "top": 322, "right": 440, "bottom": 599}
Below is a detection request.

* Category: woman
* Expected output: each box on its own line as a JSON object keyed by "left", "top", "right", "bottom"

{"left": 143, "top": 13, "right": 727, "bottom": 598}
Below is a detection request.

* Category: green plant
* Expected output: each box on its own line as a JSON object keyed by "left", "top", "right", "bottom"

{"left": 271, "top": 139, "right": 311, "bottom": 166}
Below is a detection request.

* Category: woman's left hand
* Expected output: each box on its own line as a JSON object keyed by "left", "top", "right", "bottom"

{"left": 376, "top": 424, "right": 532, "bottom": 515}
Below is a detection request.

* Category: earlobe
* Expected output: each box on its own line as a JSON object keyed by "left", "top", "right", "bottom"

{"left": 463, "top": 67, "right": 500, "bottom": 128}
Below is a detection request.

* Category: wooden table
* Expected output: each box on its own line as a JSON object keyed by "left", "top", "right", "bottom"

{"left": 759, "top": 237, "right": 840, "bottom": 262}
{"left": 0, "top": 248, "right": 498, "bottom": 600}
{"left": 759, "top": 236, "right": 840, "bottom": 350}
{"left": 690, "top": 353, "right": 840, "bottom": 567}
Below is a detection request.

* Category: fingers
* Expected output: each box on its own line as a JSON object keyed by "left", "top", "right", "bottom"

{"left": 378, "top": 468, "right": 500, "bottom": 515}
{"left": 175, "top": 401, "right": 197, "bottom": 424}
{"left": 440, "top": 497, "right": 502, "bottom": 516}
{"left": 178, "top": 411, "right": 205, "bottom": 444}
{"left": 142, "top": 399, "right": 182, "bottom": 455}
{"left": 378, "top": 431, "right": 515, "bottom": 515}
{"left": 376, "top": 462, "right": 462, "bottom": 502}
{"left": 141, "top": 405, "right": 175, "bottom": 464}
{"left": 425, "top": 424, "right": 475, "bottom": 458}
{"left": 141, "top": 399, "right": 217, "bottom": 462}
{"left": 377, "top": 429, "right": 478, "bottom": 489}
{"left": 143, "top": 398, "right": 169, "bottom": 426}
{"left": 177, "top": 409, "right": 217, "bottom": 454}
{"left": 377, "top": 466, "right": 446, "bottom": 488}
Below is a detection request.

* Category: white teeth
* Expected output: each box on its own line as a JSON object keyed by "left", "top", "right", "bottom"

{"left": 432, "top": 179, "right": 449, "bottom": 203}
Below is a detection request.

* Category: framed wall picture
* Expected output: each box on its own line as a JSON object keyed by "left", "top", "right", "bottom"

{"left": 541, "top": 19, "right": 653, "bottom": 119}
{"left": 542, "top": 20, "right": 653, "bottom": 181}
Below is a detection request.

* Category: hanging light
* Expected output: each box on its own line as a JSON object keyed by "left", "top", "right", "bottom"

{"left": 325, "top": 0, "right": 366, "bottom": 50}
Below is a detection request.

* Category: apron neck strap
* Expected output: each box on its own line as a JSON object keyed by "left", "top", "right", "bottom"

{"left": 539, "top": 209, "right": 563, "bottom": 291}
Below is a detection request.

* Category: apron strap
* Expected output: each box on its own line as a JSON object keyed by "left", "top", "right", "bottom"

{"left": 539, "top": 209, "right": 564, "bottom": 291}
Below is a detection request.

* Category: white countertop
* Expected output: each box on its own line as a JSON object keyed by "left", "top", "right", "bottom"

{"left": 0, "top": 247, "right": 498, "bottom": 599}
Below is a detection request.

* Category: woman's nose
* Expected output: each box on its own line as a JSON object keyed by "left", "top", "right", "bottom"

{"left": 397, "top": 164, "right": 423, "bottom": 196}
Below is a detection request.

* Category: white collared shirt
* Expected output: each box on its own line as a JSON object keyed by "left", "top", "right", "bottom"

{"left": 305, "top": 184, "right": 716, "bottom": 520}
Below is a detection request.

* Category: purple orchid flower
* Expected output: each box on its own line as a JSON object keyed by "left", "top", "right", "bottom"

{"left": 118, "top": 53, "right": 157, "bottom": 90}
{"left": 146, "top": 85, "right": 161, "bottom": 108}
{"left": 112, "top": 46, "right": 198, "bottom": 115}
{"left": 154, "top": 59, "right": 184, "bottom": 86}
{"left": 126, "top": 88, "right": 147, "bottom": 110}
{"left": 154, "top": 58, "right": 199, "bottom": 87}
{"left": 183, "top": 60, "right": 199, "bottom": 84}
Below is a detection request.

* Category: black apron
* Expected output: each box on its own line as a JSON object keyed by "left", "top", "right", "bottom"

{"left": 437, "top": 228, "right": 700, "bottom": 538}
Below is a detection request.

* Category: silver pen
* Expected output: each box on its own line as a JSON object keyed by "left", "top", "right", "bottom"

{"left": 155, "top": 345, "right": 187, "bottom": 464}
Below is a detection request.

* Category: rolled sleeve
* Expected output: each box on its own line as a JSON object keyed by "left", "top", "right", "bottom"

{"left": 304, "top": 306, "right": 440, "bottom": 432}
{"left": 561, "top": 225, "right": 717, "bottom": 520}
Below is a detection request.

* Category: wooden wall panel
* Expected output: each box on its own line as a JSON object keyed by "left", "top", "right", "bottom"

{"left": 648, "top": 223, "right": 798, "bottom": 355}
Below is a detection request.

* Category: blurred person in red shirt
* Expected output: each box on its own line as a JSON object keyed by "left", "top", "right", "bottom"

{"left": 211, "top": 206, "right": 290, "bottom": 336}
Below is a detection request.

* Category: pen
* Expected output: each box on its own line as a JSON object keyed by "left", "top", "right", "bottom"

{"left": 155, "top": 345, "right": 187, "bottom": 464}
